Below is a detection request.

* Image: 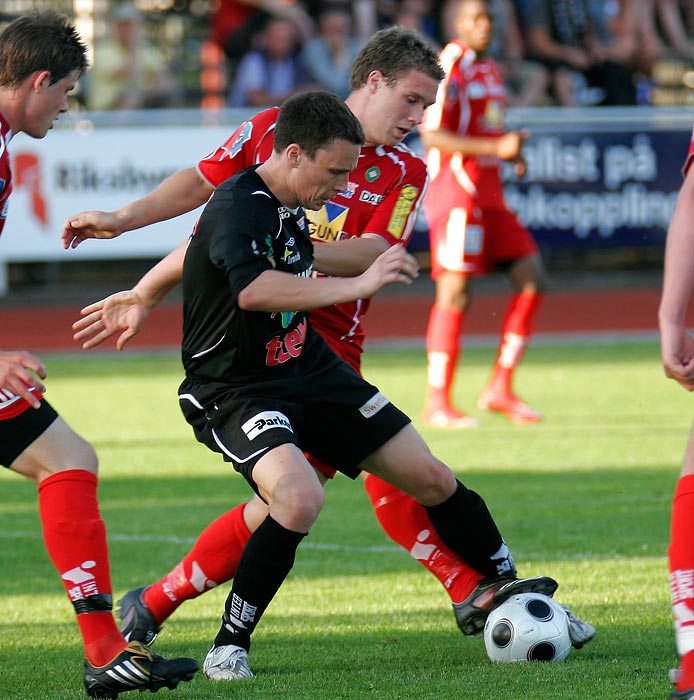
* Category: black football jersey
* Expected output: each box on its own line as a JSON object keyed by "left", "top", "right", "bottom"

{"left": 181, "top": 166, "right": 318, "bottom": 383}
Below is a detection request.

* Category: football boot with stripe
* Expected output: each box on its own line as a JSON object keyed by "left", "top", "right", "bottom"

{"left": 83, "top": 641, "right": 198, "bottom": 698}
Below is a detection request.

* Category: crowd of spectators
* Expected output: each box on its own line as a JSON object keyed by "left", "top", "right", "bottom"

{"left": 89, "top": 0, "right": 694, "bottom": 111}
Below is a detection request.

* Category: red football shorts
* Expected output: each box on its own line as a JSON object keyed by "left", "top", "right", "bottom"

{"left": 429, "top": 205, "right": 538, "bottom": 279}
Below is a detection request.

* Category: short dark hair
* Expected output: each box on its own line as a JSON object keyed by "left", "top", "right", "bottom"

{"left": 349, "top": 26, "right": 444, "bottom": 91}
{"left": 274, "top": 91, "right": 364, "bottom": 158}
{"left": 0, "top": 12, "right": 88, "bottom": 87}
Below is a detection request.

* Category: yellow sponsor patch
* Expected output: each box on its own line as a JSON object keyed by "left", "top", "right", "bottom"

{"left": 386, "top": 185, "right": 419, "bottom": 238}
{"left": 306, "top": 202, "right": 349, "bottom": 242}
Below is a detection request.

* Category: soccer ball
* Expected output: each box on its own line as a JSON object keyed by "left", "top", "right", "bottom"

{"left": 483, "top": 593, "right": 572, "bottom": 663}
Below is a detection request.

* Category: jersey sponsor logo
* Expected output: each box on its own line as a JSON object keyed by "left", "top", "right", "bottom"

{"left": 468, "top": 81, "right": 487, "bottom": 99}
{"left": 365, "top": 166, "right": 380, "bottom": 182}
{"left": 242, "top": 410, "right": 293, "bottom": 440}
{"left": 386, "top": 185, "right": 419, "bottom": 238}
{"left": 359, "top": 189, "right": 384, "bottom": 205}
{"left": 283, "top": 243, "right": 301, "bottom": 264}
{"left": 484, "top": 100, "right": 504, "bottom": 129}
{"left": 359, "top": 391, "right": 389, "bottom": 418}
{"left": 278, "top": 206, "right": 292, "bottom": 219}
{"left": 306, "top": 201, "right": 349, "bottom": 242}
{"left": 265, "top": 317, "right": 307, "bottom": 365}
{"left": 14, "top": 152, "right": 48, "bottom": 226}
{"left": 230, "top": 121, "right": 253, "bottom": 157}
{"left": 464, "top": 224, "right": 484, "bottom": 254}
{"left": 339, "top": 181, "right": 358, "bottom": 199}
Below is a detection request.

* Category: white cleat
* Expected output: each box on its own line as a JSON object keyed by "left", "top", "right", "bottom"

{"left": 203, "top": 644, "right": 254, "bottom": 680}
{"left": 563, "top": 606, "right": 596, "bottom": 648}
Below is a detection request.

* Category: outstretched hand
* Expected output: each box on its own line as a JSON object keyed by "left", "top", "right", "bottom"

{"left": 61, "top": 210, "right": 123, "bottom": 250}
{"left": 73, "top": 290, "right": 150, "bottom": 351}
{"left": 0, "top": 350, "right": 46, "bottom": 409}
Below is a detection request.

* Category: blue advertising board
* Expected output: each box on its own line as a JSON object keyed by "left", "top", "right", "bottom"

{"left": 502, "top": 128, "right": 689, "bottom": 249}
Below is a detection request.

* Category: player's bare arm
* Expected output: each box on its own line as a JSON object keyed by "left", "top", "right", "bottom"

{"left": 660, "top": 165, "right": 694, "bottom": 389}
{"left": 0, "top": 350, "right": 47, "bottom": 408}
{"left": 420, "top": 126, "right": 528, "bottom": 161}
{"left": 73, "top": 239, "right": 188, "bottom": 350}
{"left": 312, "top": 234, "right": 389, "bottom": 277}
{"left": 61, "top": 167, "right": 212, "bottom": 249}
{"left": 239, "top": 244, "right": 418, "bottom": 312}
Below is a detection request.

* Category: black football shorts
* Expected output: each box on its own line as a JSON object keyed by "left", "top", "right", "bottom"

{"left": 178, "top": 342, "right": 410, "bottom": 496}
{"left": 0, "top": 399, "right": 59, "bottom": 467}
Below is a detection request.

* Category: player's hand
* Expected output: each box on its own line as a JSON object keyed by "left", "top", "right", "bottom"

{"left": 497, "top": 130, "right": 528, "bottom": 162}
{"left": 356, "top": 245, "right": 419, "bottom": 298}
{"left": 61, "top": 210, "right": 124, "bottom": 250}
{"left": 661, "top": 322, "right": 694, "bottom": 391}
{"left": 73, "top": 290, "right": 150, "bottom": 351}
{"left": 0, "top": 350, "right": 46, "bottom": 409}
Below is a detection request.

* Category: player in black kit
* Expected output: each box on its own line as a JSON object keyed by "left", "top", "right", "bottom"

{"left": 178, "top": 91, "right": 556, "bottom": 681}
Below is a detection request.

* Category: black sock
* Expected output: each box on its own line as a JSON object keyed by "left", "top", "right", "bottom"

{"left": 214, "top": 515, "right": 306, "bottom": 651}
{"left": 424, "top": 480, "right": 516, "bottom": 579}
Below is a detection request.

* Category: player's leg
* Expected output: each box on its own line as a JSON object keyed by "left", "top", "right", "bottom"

{"left": 205, "top": 443, "right": 322, "bottom": 680}
{"left": 120, "top": 497, "right": 267, "bottom": 644}
{"left": 424, "top": 270, "right": 477, "bottom": 427}
{"left": 360, "top": 424, "right": 558, "bottom": 629}
{"left": 424, "top": 206, "right": 484, "bottom": 428}
{"left": 478, "top": 210, "right": 547, "bottom": 423}
{"left": 362, "top": 473, "right": 483, "bottom": 602}
{"left": 3, "top": 405, "right": 198, "bottom": 696}
{"left": 669, "top": 424, "right": 694, "bottom": 696}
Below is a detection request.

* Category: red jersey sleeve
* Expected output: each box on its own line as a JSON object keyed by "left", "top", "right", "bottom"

{"left": 197, "top": 106, "right": 279, "bottom": 188}
{"left": 358, "top": 148, "right": 429, "bottom": 248}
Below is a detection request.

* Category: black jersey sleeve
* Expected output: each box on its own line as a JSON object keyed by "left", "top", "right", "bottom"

{"left": 207, "top": 183, "right": 280, "bottom": 299}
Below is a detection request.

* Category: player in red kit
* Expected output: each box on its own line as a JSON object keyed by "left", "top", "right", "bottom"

{"left": 0, "top": 12, "right": 197, "bottom": 698}
{"left": 420, "top": 0, "right": 547, "bottom": 428}
{"left": 63, "top": 27, "right": 592, "bottom": 665}
{"left": 660, "top": 128, "right": 694, "bottom": 700}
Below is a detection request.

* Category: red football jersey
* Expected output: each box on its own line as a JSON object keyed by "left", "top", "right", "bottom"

{"left": 0, "top": 112, "right": 44, "bottom": 419}
{"left": 0, "top": 113, "right": 13, "bottom": 238}
{"left": 198, "top": 107, "right": 428, "bottom": 366}
{"left": 422, "top": 40, "right": 507, "bottom": 221}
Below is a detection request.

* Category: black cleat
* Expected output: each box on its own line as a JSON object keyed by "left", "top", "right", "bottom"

{"left": 453, "top": 575, "right": 559, "bottom": 636}
{"left": 83, "top": 641, "right": 198, "bottom": 699}
{"left": 671, "top": 690, "right": 694, "bottom": 700}
{"left": 118, "top": 586, "right": 161, "bottom": 645}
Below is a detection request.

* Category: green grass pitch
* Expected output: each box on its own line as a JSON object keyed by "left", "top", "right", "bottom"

{"left": 0, "top": 340, "right": 686, "bottom": 699}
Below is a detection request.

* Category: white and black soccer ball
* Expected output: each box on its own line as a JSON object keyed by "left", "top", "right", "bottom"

{"left": 483, "top": 593, "right": 572, "bottom": 663}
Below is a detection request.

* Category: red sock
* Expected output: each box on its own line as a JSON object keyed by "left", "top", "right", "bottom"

{"left": 670, "top": 474, "right": 694, "bottom": 689}
{"left": 363, "top": 474, "right": 482, "bottom": 603}
{"left": 38, "top": 470, "right": 125, "bottom": 666}
{"left": 425, "top": 304, "right": 463, "bottom": 408}
{"left": 488, "top": 291, "right": 541, "bottom": 393}
{"left": 143, "top": 503, "right": 251, "bottom": 624}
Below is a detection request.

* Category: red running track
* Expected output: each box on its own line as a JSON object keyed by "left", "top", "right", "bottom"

{"left": 0, "top": 285, "right": 677, "bottom": 354}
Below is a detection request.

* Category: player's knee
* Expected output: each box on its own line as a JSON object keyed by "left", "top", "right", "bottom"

{"left": 62, "top": 435, "right": 99, "bottom": 475}
{"left": 410, "top": 460, "right": 458, "bottom": 506}
{"left": 271, "top": 476, "right": 325, "bottom": 530}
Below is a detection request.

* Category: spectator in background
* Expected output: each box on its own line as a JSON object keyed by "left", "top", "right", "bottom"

{"left": 393, "top": 0, "right": 440, "bottom": 47}
{"left": 525, "top": 0, "right": 636, "bottom": 106}
{"left": 302, "top": 0, "right": 379, "bottom": 44}
{"left": 210, "top": 0, "right": 314, "bottom": 62}
{"left": 301, "top": 8, "right": 361, "bottom": 99}
{"left": 228, "top": 16, "right": 316, "bottom": 107}
{"left": 88, "top": 4, "right": 180, "bottom": 111}
{"left": 488, "top": 0, "right": 550, "bottom": 106}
